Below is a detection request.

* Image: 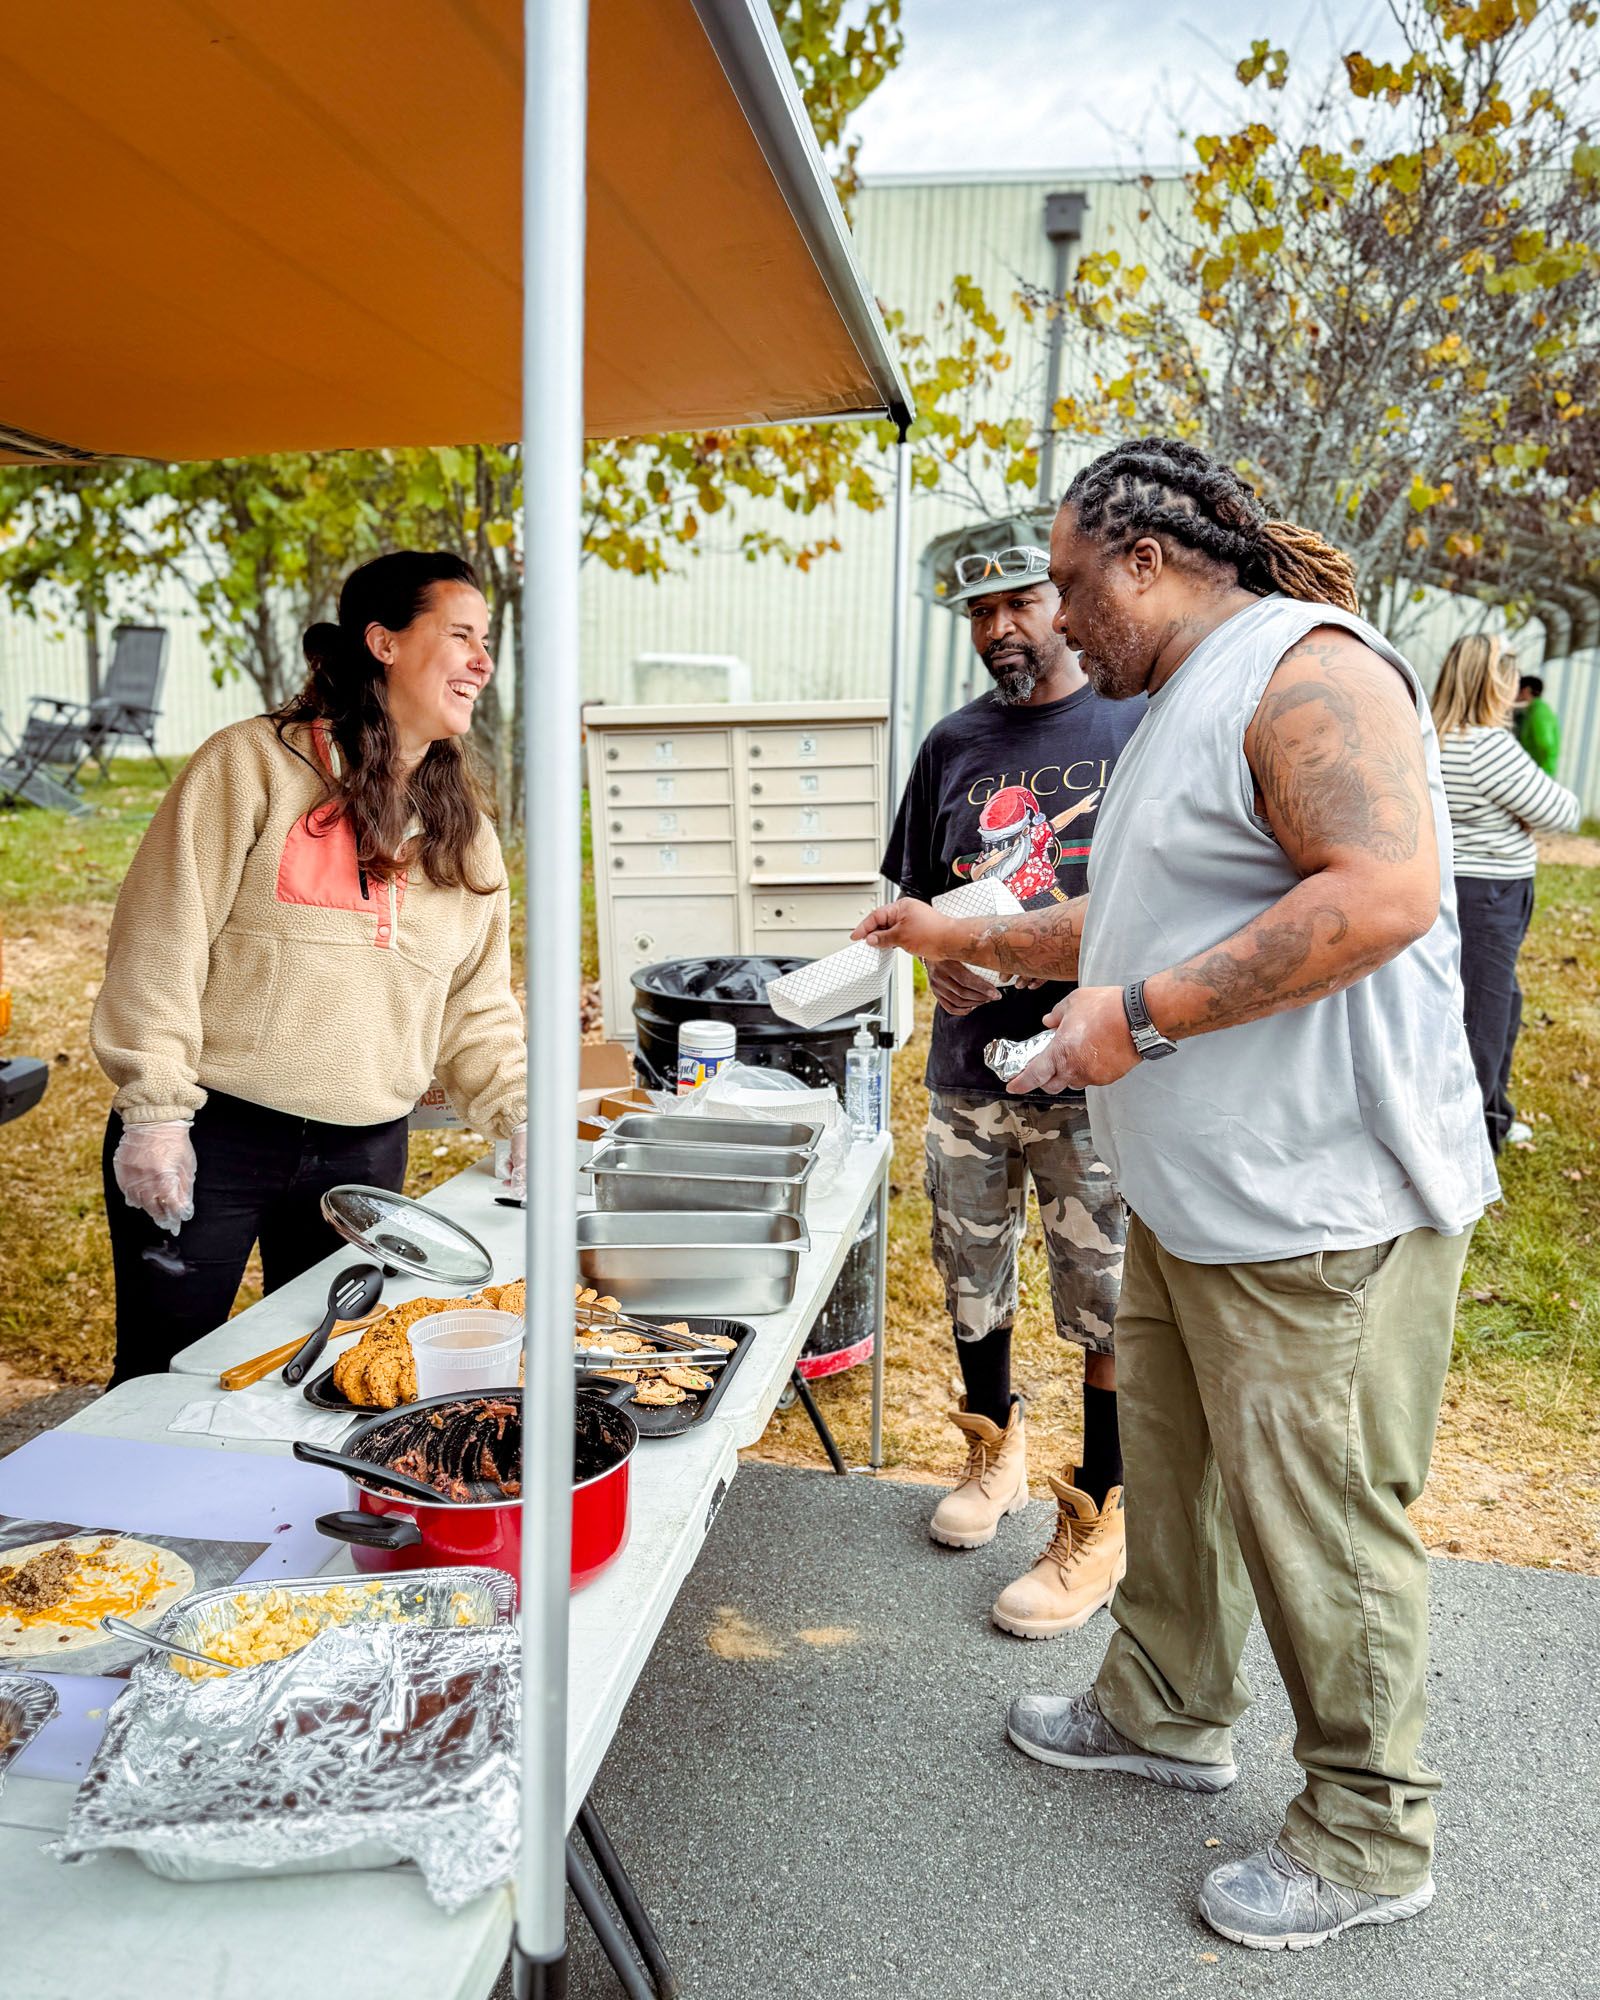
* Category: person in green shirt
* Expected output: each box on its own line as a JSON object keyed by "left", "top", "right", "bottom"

{"left": 1514, "top": 674, "right": 1562, "bottom": 775}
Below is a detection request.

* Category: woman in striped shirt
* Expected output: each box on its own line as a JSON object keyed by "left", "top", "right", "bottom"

{"left": 1431, "top": 634, "right": 1580, "bottom": 1151}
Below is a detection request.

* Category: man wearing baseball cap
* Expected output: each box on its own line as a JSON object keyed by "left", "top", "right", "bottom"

{"left": 880, "top": 521, "right": 1144, "bottom": 1636}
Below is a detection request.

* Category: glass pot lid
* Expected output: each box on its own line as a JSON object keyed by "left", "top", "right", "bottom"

{"left": 320, "top": 1184, "right": 494, "bottom": 1287}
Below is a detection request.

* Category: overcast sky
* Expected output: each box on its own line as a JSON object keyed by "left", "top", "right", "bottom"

{"left": 851, "top": 0, "right": 1411, "bottom": 176}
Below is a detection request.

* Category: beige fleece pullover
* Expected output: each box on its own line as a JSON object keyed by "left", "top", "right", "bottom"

{"left": 91, "top": 717, "right": 528, "bottom": 1137}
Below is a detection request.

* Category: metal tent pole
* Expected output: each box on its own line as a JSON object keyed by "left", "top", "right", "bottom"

{"left": 871, "top": 431, "right": 913, "bottom": 1470}
{"left": 514, "top": 1, "right": 588, "bottom": 1994}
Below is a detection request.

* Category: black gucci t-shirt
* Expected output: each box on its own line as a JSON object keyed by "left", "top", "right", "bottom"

{"left": 881, "top": 682, "right": 1145, "bottom": 1101}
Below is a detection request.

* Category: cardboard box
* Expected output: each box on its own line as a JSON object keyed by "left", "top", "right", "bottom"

{"left": 576, "top": 1042, "right": 637, "bottom": 1122}
{"left": 598, "top": 1087, "right": 654, "bottom": 1122}
{"left": 408, "top": 1080, "right": 464, "bottom": 1131}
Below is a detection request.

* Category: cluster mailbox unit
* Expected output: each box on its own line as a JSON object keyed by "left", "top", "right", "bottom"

{"left": 584, "top": 700, "right": 890, "bottom": 1040}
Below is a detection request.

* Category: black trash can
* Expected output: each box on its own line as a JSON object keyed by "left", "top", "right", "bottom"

{"left": 630, "top": 956, "right": 860, "bottom": 1094}
{"left": 629, "top": 956, "right": 882, "bottom": 1376}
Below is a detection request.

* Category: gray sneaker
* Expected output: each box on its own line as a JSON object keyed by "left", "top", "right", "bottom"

{"left": 1006, "top": 1688, "right": 1236, "bottom": 1792}
{"left": 1198, "top": 1841, "right": 1436, "bottom": 1951}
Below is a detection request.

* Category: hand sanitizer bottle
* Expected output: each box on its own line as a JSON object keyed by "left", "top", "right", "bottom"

{"left": 844, "top": 1013, "right": 885, "bottom": 1141}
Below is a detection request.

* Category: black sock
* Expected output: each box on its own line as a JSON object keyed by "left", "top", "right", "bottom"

{"left": 1078, "top": 1384, "right": 1122, "bottom": 1508}
{"left": 956, "top": 1323, "right": 1013, "bottom": 1427}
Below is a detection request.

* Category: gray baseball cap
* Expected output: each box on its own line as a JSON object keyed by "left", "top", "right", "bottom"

{"left": 931, "top": 513, "right": 1059, "bottom": 611}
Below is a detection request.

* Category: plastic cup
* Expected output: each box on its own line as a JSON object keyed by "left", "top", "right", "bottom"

{"left": 410, "top": 1309, "right": 524, "bottom": 1400}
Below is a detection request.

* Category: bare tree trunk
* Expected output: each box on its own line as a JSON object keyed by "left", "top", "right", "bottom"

{"left": 84, "top": 605, "right": 101, "bottom": 703}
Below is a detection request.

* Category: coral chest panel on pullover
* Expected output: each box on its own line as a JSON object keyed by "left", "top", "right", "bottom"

{"left": 1078, "top": 596, "right": 1499, "bottom": 1265}
{"left": 92, "top": 717, "right": 527, "bottom": 1135}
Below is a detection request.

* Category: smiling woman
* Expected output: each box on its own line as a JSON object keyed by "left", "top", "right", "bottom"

{"left": 88, "top": 550, "right": 529, "bottom": 1384}
{"left": 284, "top": 553, "right": 501, "bottom": 895}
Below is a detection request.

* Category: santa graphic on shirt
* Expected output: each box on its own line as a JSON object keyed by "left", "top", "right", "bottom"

{"left": 954, "top": 783, "right": 1103, "bottom": 905}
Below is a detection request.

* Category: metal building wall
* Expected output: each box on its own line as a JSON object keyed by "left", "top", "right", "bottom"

{"left": 578, "top": 168, "right": 1158, "bottom": 711}
{"left": 3, "top": 167, "right": 1587, "bottom": 815}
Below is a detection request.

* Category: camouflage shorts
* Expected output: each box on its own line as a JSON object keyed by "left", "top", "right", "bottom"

{"left": 925, "top": 1091, "right": 1124, "bottom": 1355}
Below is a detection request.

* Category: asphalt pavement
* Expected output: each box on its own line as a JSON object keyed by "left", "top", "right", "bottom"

{"left": 538, "top": 1460, "right": 1598, "bottom": 2000}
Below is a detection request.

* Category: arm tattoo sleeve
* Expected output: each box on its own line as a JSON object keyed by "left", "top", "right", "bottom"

{"left": 1250, "top": 641, "right": 1425, "bottom": 866}
{"left": 972, "top": 898, "right": 1085, "bottom": 980}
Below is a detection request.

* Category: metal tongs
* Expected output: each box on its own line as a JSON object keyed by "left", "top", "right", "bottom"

{"left": 574, "top": 1346, "right": 731, "bottom": 1370}
{"left": 573, "top": 1302, "right": 708, "bottom": 1347}
{"left": 573, "top": 1301, "right": 734, "bottom": 1371}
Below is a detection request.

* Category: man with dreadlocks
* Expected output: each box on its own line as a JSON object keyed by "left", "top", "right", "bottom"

{"left": 855, "top": 438, "right": 1496, "bottom": 1954}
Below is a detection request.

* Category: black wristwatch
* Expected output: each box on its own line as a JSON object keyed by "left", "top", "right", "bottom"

{"left": 1123, "top": 980, "right": 1178, "bottom": 1061}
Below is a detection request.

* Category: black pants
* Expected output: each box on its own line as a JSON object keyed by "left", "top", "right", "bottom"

{"left": 103, "top": 1089, "right": 408, "bottom": 1383}
{"left": 1455, "top": 873, "right": 1536, "bottom": 1153}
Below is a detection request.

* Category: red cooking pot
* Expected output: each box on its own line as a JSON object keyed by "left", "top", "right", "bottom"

{"left": 307, "top": 1385, "right": 636, "bottom": 1595}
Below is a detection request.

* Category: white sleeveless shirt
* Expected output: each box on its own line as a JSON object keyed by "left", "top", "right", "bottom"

{"left": 1079, "top": 595, "right": 1498, "bottom": 1264}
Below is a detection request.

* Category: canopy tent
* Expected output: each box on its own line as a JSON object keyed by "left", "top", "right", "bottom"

{"left": 4, "top": 3, "right": 912, "bottom": 1991}
{"left": 0, "top": 0, "right": 910, "bottom": 460}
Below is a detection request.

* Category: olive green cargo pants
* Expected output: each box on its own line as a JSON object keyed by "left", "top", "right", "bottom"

{"left": 1095, "top": 1215, "right": 1473, "bottom": 1895}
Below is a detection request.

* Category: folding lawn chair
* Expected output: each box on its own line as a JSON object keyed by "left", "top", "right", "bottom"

{"left": 0, "top": 717, "right": 92, "bottom": 812}
{"left": 10, "top": 624, "right": 171, "bottom": 796}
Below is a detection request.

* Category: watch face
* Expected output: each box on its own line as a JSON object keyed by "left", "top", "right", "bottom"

{"left": 1133, "top": 1027, "right": 1177, "bottom": 1061}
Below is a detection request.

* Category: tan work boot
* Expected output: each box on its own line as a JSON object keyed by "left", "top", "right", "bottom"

{"left": 991, "top": 1475, "right": 1126, "bottom": 1638}
{"left": 928, "top": 1398, "right": 1030, "bottom": 1549}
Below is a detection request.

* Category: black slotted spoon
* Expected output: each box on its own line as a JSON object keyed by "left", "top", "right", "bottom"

{"left": 282, "top": 1262, "right": 385, "bottom": 1385}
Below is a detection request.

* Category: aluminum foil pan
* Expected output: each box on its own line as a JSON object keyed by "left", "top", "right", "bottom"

{"left": 0, "top": 1674, "right": 59, "bottom": 1794}
{"left": 153, "top": 1568, "right": 515, "bottom": 1676}
{"left": 983, "top": 1030, "right": 1056, "bottom": 1082}
{"left": 53, "top": 1622, "right": 520, "bottom": 1909}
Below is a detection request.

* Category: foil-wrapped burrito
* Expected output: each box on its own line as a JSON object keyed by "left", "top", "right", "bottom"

{"left": 54, "top": 1621, "right": 520, "bottom": 1908}
{"left": 983, "top": 1030, "right": 1056, "bottom": 1082}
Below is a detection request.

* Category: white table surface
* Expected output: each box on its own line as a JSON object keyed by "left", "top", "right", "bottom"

{"left": 169, "top": 1137, "right": 890, "bottom": 1399}
{"left": 43, "top": 1369, "right": 741, "bottom": 1819}
{"left": 0, "top": 1134, "right": 891, "bottom": 2000}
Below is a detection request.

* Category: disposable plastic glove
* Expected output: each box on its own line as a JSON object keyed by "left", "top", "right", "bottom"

{"left": 503, "top": 1123, "right": 527, "bottom": 1198}
{"left": 113, "top": 1119, "right": 197, "bottom": 1235}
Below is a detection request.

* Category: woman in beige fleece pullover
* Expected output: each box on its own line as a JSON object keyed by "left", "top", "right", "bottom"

{"left": 92, "top": 551, "right": 528, "bottom": 1381}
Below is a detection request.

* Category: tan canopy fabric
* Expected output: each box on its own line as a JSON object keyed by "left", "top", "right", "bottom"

{"left": 0, "top": 0, "right": 909, "bottom": 464}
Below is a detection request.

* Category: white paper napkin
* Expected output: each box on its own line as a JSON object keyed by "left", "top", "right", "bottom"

{"left": 168, "top": 1388, "right": 350, "bottom": 1446}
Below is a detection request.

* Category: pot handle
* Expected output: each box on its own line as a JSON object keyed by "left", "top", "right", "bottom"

{"left": 577, "top": 1370, "right": 636, "bottom": 1409}
{"left": 316, "top": 1510, "right": 423, "bottom": 1551}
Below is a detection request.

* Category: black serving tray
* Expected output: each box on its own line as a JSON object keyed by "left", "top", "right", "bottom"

{"left": 613, "top": 1317, "right": 756, "bottom": 1439}
{"left": 305, "top": 1315, "right": 756, "bottom": 1440}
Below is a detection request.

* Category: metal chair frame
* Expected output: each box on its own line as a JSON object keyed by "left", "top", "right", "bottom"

{"left": 0, "top": 624, "right": 170, "bottom": 809}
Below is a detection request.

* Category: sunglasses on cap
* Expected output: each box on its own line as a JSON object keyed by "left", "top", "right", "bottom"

{"left": 953, "top": 545, "right": 1052, "bottom": 587}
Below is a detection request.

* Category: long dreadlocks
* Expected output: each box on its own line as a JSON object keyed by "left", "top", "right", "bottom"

{"left": 1063, "top": 439, "right": 1360, "bottom": 615}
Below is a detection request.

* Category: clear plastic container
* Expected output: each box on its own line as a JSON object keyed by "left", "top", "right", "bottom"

{"left": 410, "top": 1309, "right": 524, "bottom": 1399}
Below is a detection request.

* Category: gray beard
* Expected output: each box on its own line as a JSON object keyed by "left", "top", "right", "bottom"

{"left": 990, "top": 663, "right": 1040, "bottom": 705}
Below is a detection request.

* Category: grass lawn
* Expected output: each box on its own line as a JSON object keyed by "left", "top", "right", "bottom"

{"left": 3, "top": 762, "right": 1598, "bottom": 1569}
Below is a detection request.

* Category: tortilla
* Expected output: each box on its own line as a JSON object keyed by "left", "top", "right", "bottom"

{"left": 0, "top": 1534, "right": 195, "bottom": 1661}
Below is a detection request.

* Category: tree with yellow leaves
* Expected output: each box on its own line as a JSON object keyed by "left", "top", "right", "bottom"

{"left": 1038, "top": 0, "right": 1600, "bottom": 643}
